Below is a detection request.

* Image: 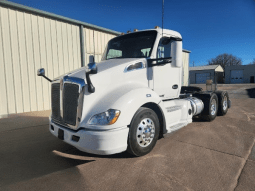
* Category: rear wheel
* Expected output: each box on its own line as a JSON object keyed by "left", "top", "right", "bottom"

{"left": 202, "top": 93, "right": 218, "bottom": 121}
{"left": 127, "top": 107, "right": 159, "bottom": 157}
{"left": 217, "top": 91, "right": 229, "bottom": 116}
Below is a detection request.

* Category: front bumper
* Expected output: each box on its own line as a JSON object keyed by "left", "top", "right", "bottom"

{"left": 50, "top": 120, "right": 129, "bottom": 155}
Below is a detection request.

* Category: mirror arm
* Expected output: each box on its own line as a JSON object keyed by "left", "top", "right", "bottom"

{"left": 42, "top": 75, "right": 52, "bottom": 82}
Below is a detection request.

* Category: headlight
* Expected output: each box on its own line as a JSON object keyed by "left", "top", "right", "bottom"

{"left": 88, "top": 109, "right": 121, "bottom": 125}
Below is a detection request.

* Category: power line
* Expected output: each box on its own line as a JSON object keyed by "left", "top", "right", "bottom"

{"left": 162, "top": 0, "right": 164, "bottom": 36}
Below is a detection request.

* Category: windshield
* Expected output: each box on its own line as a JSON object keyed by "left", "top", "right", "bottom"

{"left": 102, "top": 31, "right": 157, "bottom": 60}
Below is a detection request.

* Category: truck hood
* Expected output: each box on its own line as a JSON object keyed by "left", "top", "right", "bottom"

{"left": 54, "top": 58, "right": 146, "bottom": 80}
{"left": 52, "top": 57, "right": 149, "bottom": 130}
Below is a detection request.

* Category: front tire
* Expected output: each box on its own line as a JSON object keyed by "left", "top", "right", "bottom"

{"left": 127, "top": 107, "right": 160, "bottom": 157}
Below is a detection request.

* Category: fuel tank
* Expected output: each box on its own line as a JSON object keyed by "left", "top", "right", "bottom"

{"left": 185, "top": 97, "right": 204, "bottom": 116}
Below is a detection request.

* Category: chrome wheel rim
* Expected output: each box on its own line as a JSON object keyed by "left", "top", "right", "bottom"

{"left": 136, "top": 118, "right": 155, "bottom": 147}
{"left": 223, "top": 96, "right": 228, "bottom": 111}
{"left": 211, "top": 99, "right": 217, "bottom": 116}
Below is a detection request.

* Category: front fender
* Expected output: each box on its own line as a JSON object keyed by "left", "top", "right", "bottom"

{"left": 111, "top": 88, "right": 161, "bottom": 127}
{"left": 81, "top": 87, "right": 161, "bottom": 130}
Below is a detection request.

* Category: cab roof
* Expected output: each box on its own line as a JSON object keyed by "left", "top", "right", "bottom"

{"left": 123, "top": 28, "right": 182, "bottom": 39}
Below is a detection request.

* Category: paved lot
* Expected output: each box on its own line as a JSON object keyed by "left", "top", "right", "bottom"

{"left": 1, "top": 84, "right": 255, "bottom": 191}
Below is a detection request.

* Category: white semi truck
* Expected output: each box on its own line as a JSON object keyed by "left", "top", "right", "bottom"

{"left": 38, "top": 28, "right": 231, "bottom": 156}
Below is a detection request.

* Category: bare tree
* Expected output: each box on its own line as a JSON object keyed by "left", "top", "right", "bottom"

{"left": 208, "top": 53, "right": 242, "bottom": 69}
{"left": 248, "top": 58, "right": 255, "bottom": 65}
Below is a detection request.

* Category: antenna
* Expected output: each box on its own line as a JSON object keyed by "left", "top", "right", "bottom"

{"left": 162, "top": 0, "right": 164, "bottom": 36}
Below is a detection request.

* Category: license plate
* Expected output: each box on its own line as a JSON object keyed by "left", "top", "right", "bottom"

{"left": 58, "top": 129, "right": 64, "bottom": 140}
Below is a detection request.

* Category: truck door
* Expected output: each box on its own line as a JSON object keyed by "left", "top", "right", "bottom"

{"left": 153, "top": 37, "right": 181, "bottom": 99}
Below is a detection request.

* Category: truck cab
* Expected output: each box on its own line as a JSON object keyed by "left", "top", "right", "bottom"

{"left": 38, "top": 28, "right": 230, "bottom": 156}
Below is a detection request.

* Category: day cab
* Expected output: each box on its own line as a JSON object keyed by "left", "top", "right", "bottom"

{"left": 38, "top": 28, "right": 230, "bottom": 156}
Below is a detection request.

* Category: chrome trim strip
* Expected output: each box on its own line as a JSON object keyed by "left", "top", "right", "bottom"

{"left": 166, "top": 105, "right": 182, "bottom": 112}
{"left": 60, "top": 78, "right": 64, "bottom": 118}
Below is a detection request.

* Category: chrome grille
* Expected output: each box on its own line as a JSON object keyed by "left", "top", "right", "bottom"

{"left": 51, "top": 83, "right": 61, "bottom": 121}
{"left": 63, "top": 83, "right": 79, "bottom": 126}
{"left": 51, "top": 77, "right": 85, "bottom": 129}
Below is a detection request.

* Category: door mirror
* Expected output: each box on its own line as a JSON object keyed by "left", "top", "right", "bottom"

{"left": 171, "top": 40, "right": 182, "bottom": 68}
{"left": 37, "top": 68, "right": 45, "bottom": 76}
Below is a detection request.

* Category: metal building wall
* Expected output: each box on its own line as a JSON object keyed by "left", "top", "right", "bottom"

{"left": 225, "top": 65, "right": 255, "bottom": 84}
{"left": 84, "top": 28, "right": 115, "bottom": 63}
{"left": 189, "top": 70, "right": 215, "bottom": 84}
{"left": 0, "top": 3, "right": 118, "bottom": 117}
{"left": 0, "top": 1, "right": 190, "bottom": 117}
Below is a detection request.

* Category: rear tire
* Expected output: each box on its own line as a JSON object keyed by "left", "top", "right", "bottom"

{"left": 217, "top": 91, "right": 229, "bottom": 116}
{"left": 127, "top": 107, "right": 160, "bottom": 157}
{"left": 202, "top": 93, "right": 218, "bottom": 121}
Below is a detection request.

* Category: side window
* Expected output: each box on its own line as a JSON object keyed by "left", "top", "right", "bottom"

{"left": 107, "top": 49, "right": 122, "bottom": 59}
{"left": 157, "top": 37, "right": 171, "bottom": 59}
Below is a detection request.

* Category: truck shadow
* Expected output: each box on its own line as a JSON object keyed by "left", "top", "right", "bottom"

{"left": 192, "top": 116, "right": 208, "bottom": 122}
{"left": 247, "top": 88, "right": 255, "bottom": 98}
{"left": 0, "top": 115, "right": 94, "bottom": 187}
{"left": 61, "top": 147, "right": 135, "bottom": 159}
{"left": 0, "top": 113, "right": 175, "bottom": 187}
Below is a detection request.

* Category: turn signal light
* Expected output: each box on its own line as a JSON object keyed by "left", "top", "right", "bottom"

{"left": 108, "top": 111, "right": 121, "bottom": 125}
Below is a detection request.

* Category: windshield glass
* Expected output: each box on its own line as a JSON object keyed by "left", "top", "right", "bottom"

{"left": 102, "top": 31, "right": 157, "bottom": 60}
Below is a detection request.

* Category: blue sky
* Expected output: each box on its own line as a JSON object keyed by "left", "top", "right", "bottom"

{"left": 9, "top": 0, "right": 255, "bottom": 66}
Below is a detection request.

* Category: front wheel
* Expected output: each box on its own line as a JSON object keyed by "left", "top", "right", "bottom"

{"left": 127, "top": 107, "right": 160, "bottom": 157}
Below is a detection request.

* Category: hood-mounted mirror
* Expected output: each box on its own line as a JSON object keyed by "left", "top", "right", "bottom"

{"left": 37, "top": 68, "right": 52, "bottom": 82}
{"left": 87, "top": 62, "right": 98, "bottom": 74}
{"left": 85, "top": 55, "right": 98, "bottom": 93}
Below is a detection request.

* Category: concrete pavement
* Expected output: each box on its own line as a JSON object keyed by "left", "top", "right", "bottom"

{"left": 0, "top": 86, "right": 255, "bottom": 191}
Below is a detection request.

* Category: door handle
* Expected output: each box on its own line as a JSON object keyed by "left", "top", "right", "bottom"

{"left": 172, "top": 84, "right": 178, "bottom": 89}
